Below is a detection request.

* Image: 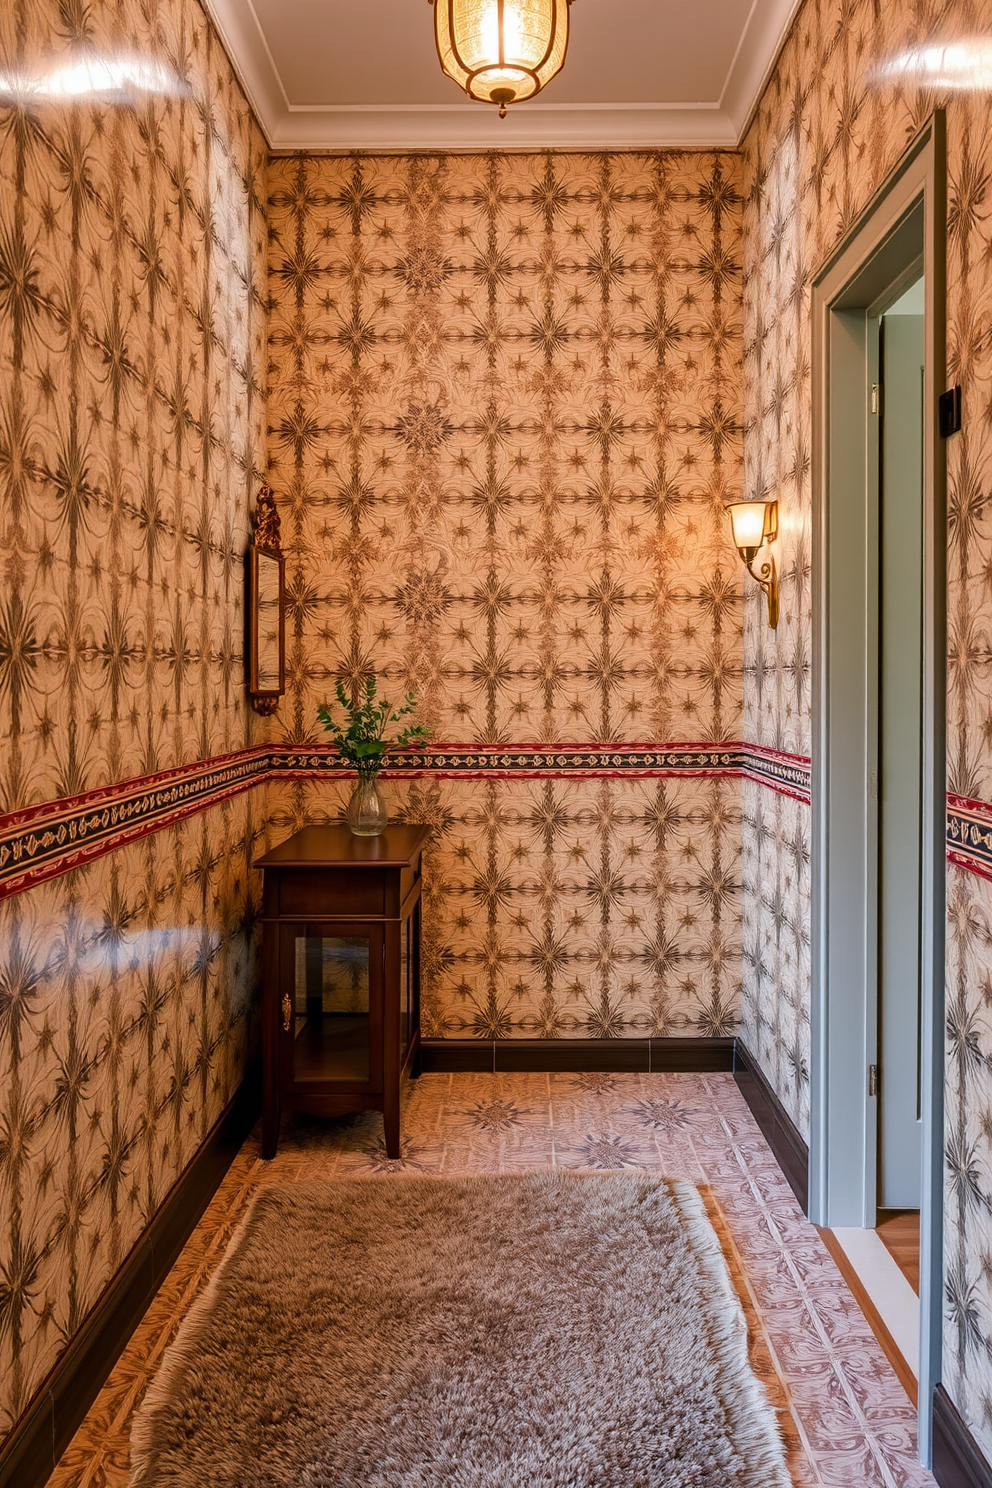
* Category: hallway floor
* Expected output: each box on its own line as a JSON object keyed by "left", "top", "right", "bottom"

{"left": 46, "top": 1072, "right": 933, "bottom": 1487}
{"left": 877, "top": 1210, "right": 922, "bottom": 1293}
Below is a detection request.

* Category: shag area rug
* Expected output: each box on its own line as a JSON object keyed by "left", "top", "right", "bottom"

{"left": 129, "top": 1174, "right": 789, "bottom": 1488}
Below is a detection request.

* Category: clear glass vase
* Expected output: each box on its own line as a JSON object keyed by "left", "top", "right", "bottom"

{"left": 346, "top": 773, "right": 388, "bottom": 836}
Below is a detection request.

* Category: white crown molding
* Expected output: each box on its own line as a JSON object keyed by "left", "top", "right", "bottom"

{"left": 202, "top": 0, "right": 287, "bottom": 138}
{"left": 269, "top": 104, "right": 737, "bottom": 152}
{"left": 722, "top": 0, "right": 805, "bottom": 140}
{"left": 204, "top": 0, "right": 800, "bottom": 152}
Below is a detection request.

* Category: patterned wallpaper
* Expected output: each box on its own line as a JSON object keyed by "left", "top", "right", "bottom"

{"left": 265, "top": 149, "right": 749, "bottom": 1040}
{"left": 8, "top": 0, "right": 992, "bottom": 1465}
{"left": 739, "top": 0, "right": 992, "bottom": 1456}
{"left": 740, "top": 780, "right": 810, "bottom": 1134}
{"left": 270, "top": 772, "right": 745, "bottom": 1040}
{"left": 0, "top": 0, "right": 266, "bottom": 1447}
{"left": 0, "top": 800, "right": 264, "bottom": 1438}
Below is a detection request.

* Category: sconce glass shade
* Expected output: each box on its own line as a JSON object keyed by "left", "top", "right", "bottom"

{"left": 432, "top": 0, "right": 570, "bottom": 114}
{"left": 726, "top": 499, "right": 779, "bottom": 629}
{"left": 726, "top": 500, "right": 777, "bottom": 553}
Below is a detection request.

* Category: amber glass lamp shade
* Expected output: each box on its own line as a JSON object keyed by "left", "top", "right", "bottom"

{"left": 432, "top": 0, "right": 571, "bottom": 115}
{"left": 727, "top": 500, "right": 777, "bottom": 556}
{"left": 726, "top": 499, "right": 779, "bottom": 629}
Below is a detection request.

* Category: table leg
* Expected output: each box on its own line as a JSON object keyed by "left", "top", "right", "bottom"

{"left": 262, "top": 1095, "right": 280, "bottom": 1159}
{"left": 383, "top": 1088, "right": 401, "bottom": 1160}
{"left": 262, "top": 923, "right": 281, "bottom": 1160}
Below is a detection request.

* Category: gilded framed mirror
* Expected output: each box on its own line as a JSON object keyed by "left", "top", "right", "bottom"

{"left": 248, "top": 485, "right": 285, "bottom": 715}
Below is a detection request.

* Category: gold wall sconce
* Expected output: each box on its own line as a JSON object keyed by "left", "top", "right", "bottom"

{"left": 726, "top": 499, "right": 779, "bottom": 629}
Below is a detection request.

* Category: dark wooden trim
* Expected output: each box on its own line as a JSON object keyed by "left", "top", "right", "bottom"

{"left": 494, "top": 1038, "right": 651, "bottom": 1072}
{"left": 418, "top": 1040, "right": 495, "bottom": 1072}
{"left": 934, "top": 1384, "right": 992, "bottom": 1488}
{"left": 651, "top": 1037, "right": 735, "bottom": 1072}
{"left": 419, "top": 1037, "right": 735, "bottom": 1075}
{"left": 0, "top": 1072, "right": 260, "bottom": 1488}
{"left": 733, "top": 1040, "right": 809, "bottom": 1210}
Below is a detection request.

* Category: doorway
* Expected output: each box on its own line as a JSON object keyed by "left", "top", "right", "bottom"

{"left": 810, "top": 116, "right": 946, "bottom": 1462}
{"left": 875, "top": 274, "right": 924, "bottom": 1285}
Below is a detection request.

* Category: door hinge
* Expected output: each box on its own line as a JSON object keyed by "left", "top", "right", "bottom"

{"left": 868, "top": 1063, "right": 879, "bottom": 1097}
{"left": 870, "top": 383, "right": 882, "bottom": 416}
{"left": 869, "top": 769, "right": 878, "bottom": 800}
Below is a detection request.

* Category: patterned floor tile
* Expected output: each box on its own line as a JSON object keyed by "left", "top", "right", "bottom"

{"left": 43, "top": 1073, "right": 934, "bottom": 1488}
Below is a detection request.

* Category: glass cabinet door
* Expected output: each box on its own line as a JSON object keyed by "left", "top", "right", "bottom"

{"left": 281, "top": 925, "right": 382, "bottom": 1088}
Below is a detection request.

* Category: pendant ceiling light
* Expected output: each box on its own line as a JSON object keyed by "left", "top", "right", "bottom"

{"left": 430, "top": 0, "right": 572, "bottom": 117}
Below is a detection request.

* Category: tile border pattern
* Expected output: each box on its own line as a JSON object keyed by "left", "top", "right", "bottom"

{"left": 1, "top": 742, "right": 810, "bottom": 900}
{"left": 0, "top": 747, "right": 273, "bottom": 900}
{"left": 11, "top": 742, "right": 990, "bottom": 896}
{"left": 946, "top": 793, "right": 992, "bottom": 885}
{"left": 8, "top": 743, "right": 992, "bottom": 893}
{"left": 280, "top": 741, "right": 814, "bottom": 798}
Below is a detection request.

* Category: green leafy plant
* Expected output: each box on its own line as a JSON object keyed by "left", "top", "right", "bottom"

{"left": 317, "top": 675, "right": 430, "bottom": 778}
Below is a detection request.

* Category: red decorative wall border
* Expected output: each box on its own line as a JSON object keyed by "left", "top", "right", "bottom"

{"left": 273, "top": 740, "right": 813, "bottom": 800}
{"left": 0, "top": 748, "right": 270, "bottom": 902}
{"left": 947, "top": 792, "right": 992, "bottom": 885}
{"left": 0, "top": 740, "right": 838, "bottom": 904}
{"left": 10, "top": 743, "right": 988, "bottom": 900}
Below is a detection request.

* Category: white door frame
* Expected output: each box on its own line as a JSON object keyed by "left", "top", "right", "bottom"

{"left": 809, "top": 112, "right": 946, "bottom": 1461}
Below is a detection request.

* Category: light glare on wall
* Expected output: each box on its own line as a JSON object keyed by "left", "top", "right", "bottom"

{"left": 727, "top": 500, "right": 779, "bottom": 629}
{"left": 0, "top": 56, "right": 188, "bottom": 104}
{"left": 874, "top": 40, "right": 992, "bottom": 89}
{"left": 430, "top": 0, "right": 571, "bottom": 116}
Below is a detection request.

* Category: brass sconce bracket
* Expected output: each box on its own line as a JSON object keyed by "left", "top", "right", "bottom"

{"left": 742, "top": 549, "right": 779, "bottom": 629}
{"left": 726, "top": 499, "right": 779, "bottom": 629}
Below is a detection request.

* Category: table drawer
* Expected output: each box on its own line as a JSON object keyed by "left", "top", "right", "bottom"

{"left": 278, "top": 868, "right": 385, "bottom": 917}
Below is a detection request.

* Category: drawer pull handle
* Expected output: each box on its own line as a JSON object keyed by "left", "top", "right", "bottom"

{"left": 281, "top": 992, "right": 292, "bottom": 1032}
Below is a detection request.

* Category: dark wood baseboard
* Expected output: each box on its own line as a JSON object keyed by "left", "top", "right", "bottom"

{"left": 732, "top": 1040, "right": 809, "bottom": 1210}
{"left": 0, "top": 1072, "right": 261, "bottom": 1488}
{"left": 934, "top": 1384, "right": 992, "bottom": 1488}
{"left": 418, "top": 1036, "right": 736, "bottom": 1074}
{"left": 418, "top": 1039, "right": 496, "bottom": 1072}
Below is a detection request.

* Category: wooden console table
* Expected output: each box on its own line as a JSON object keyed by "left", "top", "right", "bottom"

{"left": 255, "top": 824, "right": 430, "bottom": 1159}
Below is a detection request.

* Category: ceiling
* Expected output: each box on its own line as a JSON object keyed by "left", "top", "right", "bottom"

{"left": 205, "top": 0, "right": 801, "bottom": 150}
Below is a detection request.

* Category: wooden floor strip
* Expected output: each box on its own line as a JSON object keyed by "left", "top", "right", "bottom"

{"left": 817, "top": 1226, "right": 917, "bottom": 1408}
{"left": 876, "top": 1210, "right": 920, "bottom": 1294}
